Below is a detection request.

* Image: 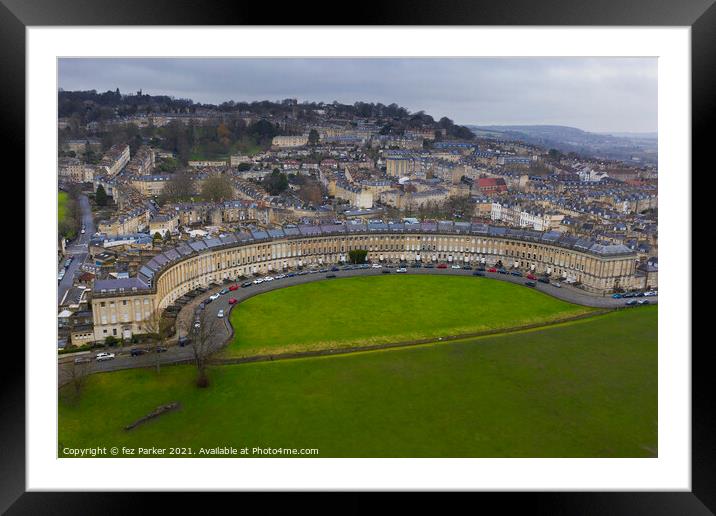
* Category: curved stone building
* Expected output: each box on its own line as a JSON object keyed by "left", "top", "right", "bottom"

{"left": 91, "top": 221, "right": 638, "bottom": 341}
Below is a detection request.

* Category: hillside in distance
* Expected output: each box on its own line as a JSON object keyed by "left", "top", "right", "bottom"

{"left": 468, "top": 124, "right": 657, "bottom": 165}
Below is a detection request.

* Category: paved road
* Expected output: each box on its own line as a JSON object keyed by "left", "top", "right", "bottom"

{"left": 58, "top": 194, "right": 95, "bottom": 305}
{"left": 58, "top": 265, "right": 656, "bottom": 386}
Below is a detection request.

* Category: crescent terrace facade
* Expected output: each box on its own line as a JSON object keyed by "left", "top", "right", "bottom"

{"left": 90, "top": 221, "right": 639, "bottom": 341}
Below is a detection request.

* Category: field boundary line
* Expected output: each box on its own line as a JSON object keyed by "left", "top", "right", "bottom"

{"left": 212, "top": 308, "right": 615, "bottom": 367}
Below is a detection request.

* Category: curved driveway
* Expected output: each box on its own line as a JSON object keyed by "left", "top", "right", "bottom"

{"left": 59, "top": 266, "right": 657, "bottom": 384}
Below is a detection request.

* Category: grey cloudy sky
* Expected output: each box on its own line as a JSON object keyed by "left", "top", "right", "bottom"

{"left": 58, "top": 58, "right": 657, "bottom": 133}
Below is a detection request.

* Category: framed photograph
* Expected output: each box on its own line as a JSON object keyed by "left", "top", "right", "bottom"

{"left": 6, "top": 0, "right": 708, "bottom": 511}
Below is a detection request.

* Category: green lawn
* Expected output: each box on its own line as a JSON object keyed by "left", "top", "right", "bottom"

{"left": 58, "top": 191, "right": 68, "bottom": 223}
{"left": 59, "top": 306, "right": 657, "bottom": 458}
{"left": 189, "top": 138, "right": 263, "bottom": 161}
{"left": 226, "top": 275, "right": 595, "bottom": 358}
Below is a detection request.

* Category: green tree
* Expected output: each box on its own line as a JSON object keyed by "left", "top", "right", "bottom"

{"left": 157, "top": 157, "right": 180, "bottom": 173}
{"left": 348, "top": 249, "right": 368, "bottom": 264}
{"left": 308, "top": 128, "right": 320, "bottom": 145}
{"left": 262, "top": 170, "right": 289, "bottom": 196}
{"left": 95, "top": 184, "right": 108, "bottom": 206}
{"left": 548, "top": 149, "right": 564, "bottom": 162}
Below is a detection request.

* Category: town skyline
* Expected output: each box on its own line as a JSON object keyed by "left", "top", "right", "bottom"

{"left": 58, "top": 57, "right": 658, "bottom": 134}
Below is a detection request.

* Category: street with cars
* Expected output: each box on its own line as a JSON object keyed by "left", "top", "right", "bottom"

{"left": 58, "top": 262, "right": 657, "bottom": 385}
{"left": 58, "top": 194, "right": 95, "bottom": 304}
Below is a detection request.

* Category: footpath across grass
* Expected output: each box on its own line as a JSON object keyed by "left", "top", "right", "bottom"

{"left": 225, "top": 275, "right": 595, "bottom": 358}
{"left": 59, "top": 306, "right": 656, "bottom": 458}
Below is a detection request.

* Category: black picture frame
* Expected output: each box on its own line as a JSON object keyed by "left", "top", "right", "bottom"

{"left": 4, "top": 0, "right": 707, "bottom": 512}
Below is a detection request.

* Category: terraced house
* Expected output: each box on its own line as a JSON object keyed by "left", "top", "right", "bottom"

{"left": 99, "top": 144, "right": 130, "bottom": 177}
{"left": 90, "top": 221, "right": 640, "bottom": 341}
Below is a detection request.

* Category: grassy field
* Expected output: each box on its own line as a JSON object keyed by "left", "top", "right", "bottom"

{"left": 189, "top": 138, "right": 263, "bottom": 161}
{"left": 59, "top": 306, "right": 657, "bottom": 458}
{"left": 225, "top": 275, "right": 595, "bottom": 358}
{"left": 58, "top": 191, "right": 68, "bottom": 224}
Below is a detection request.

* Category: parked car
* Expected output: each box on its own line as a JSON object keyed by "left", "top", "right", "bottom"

{"left": 156, "top": 347, "right": 168, "bottom": 353}
{"left": 437, "top": 263, "right": 448, "bottom": 269}
{"left": 241, "top": 281, "right": 253, "bottom": 288}
{"left": 331, "top": 266, "right": 340, "bottom": 271}
{"left": 178, "top": 336, "right": 190, "bottom": 347}
{"left": 253, "top": 278, "right": 264, "bottom": 284}
{"left": 95, "top": 352, "right": 115, "bottom": 362}
{"left": 488, "top": 267, "right": 497, "bottom": 273}
{"left": 326, "top": 274, "right": 337, "bottom": 278}
{"left": 130, "top": 348, "right": 148, "bottom": 357}
{"left": 462, "top": 265, "right": 472, "bottom": 270}
{"left": 229, "top": 284, "right": 239, "bottom": 291}
{"left": 552, "top": 282, "right": 562, "bottom": 288}
{"left": 625, "top": 299, "right": 638, "bottom": 306}
{"left": 612, "top": 293, "right": 623, "bottom": 299}
{"left": 381, "top": 269, "right": 391, "bottom": 274}
{"left": 510, "top": 271, "right": 523, "bottom": 277}
{"left": 538, "top": 277, "right": 550, "bottom": 284}
{"left": 265, "top": 276, "right": 274, "bottom": 282}
{"left": 219, "top": 288, "right": 228, "bottom": 295}
{"left": 526, "top": 273, "right": 537, "bottom": 280}
{"left": 217, "top": 309, "right": 224, "bottom": 318}
{"left": 451, "top": 264, "right": 461, "bottom": 269}
{"left": 396, "top": 267, "right": 407, "bottom": 273}
{"left": 525, "top": 281, "right": 537, "bottom": 287}
{"left": 424, "top": 264, "right": 435, "bottom": 268}
{"left": 209, "top": 293, "right": 220, "bottom": 301}
{"left": 644, "top": 291, "right": 658, "bottom": 297}
{"left": 73, "top": 356, "right": 91, "bottom": 364}
{"left": 472, "top": 271, "right": 485, "bottom": 276}
{"left": 638, "top": 299, "right": 650, "bottom": 305}
{"left": 228, "top": 298, "right": 238, "bottom": 305}
{"left": 498, "top": 268, "right": 508, "bottom": 274}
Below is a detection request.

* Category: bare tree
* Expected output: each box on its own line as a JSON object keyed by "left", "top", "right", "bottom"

{"left": 201, "top": 174, "right": 234, "bottom": 202}
{"left": 143, "top": 307, "right": 173, "bottom": 374}
{"left": 64, "top": 359, "right": 90, "bottom": 398}
{"left": 188, "top": 307, "right": 225, "bottom": 388}
{"left": 160, "top": 169, "right": 195, "bottom": 203}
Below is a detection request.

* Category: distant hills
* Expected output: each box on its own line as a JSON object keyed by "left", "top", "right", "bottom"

{"left": 466, "top": 124, "right": 658, "bottom": 165}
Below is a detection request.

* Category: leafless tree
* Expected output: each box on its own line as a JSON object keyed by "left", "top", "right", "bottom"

{"left": 160, "top": 169, "right": 195, "bottom": 204}
{"left": 187, "top": 307, "right": 225, "bottom": 388}
{"left": 143, "top": 307, "right": 173, "bottom": 374}
{"left": 201, "top": 174, "right": 234, "bottom": 202}
{"left": 64, "top": 358, "right": 90, "bottom": 398}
